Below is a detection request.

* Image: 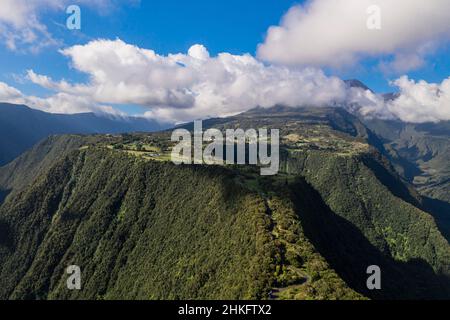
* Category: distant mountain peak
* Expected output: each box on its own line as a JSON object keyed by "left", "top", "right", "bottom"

{"left": 382, "top": 92, "right": 400, "bottom": 102}
{"left": 344, "top": 79, "right": 373, "bottom": 92}
{"left": 0, "top": 102, "right": 169, "bottom": 166}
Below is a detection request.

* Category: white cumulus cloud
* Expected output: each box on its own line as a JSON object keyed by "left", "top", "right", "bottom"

{"left": 257, "top": 0, "right": 450, "bottom": 72}
{"left": 0, "top": 80, "right": 121, "bottom": 115}
{"left": 0, "top": 82, "right": 23, "bottom": 102}
{"left": 386, "top": 76, "right": 450, "bottom": 123}
{"left": 344, "top": 76, "right": 450, "bottom": 123}
{"left": 18, "top": 39, "right": 450, "bottom": 124}
{"left": 28, "top": 39, "right": 349, "bottom": 123}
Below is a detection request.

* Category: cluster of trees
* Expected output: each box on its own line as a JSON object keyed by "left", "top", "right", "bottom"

{"left": 0, "top": 149, "right": 276, "bottom": 299}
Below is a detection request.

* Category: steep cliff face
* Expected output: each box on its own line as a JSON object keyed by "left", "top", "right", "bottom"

{"left": 284, "top": 150, "right": 450, "bottom": 299}
{"left": 365, "top": 119, "right": 450, "bottom": 203}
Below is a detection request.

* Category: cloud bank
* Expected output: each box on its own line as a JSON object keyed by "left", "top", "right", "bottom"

{"left": 27, "top": 39, "right": 348, "bottom": 123}
{"left": 20, "top": 39, "right": 449, "bottom": 124}
{"left": 2, "top": 0, "right": 449, "bottom": 124}
{"left": 0, "top": 80, "right": 121, "bottom": 115}
{"left": 257, "top": 0, "right": 450, "bottom": 72}
{"left": 381, "top": 76, "right": 450, "bottom": 123}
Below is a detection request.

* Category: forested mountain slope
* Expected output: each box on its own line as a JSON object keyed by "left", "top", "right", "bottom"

{"left": 364, "top": 119, "right": 450, "bottom": 241}
{"left": 365, "top": 119, "right": 450, "bottom": 203}
{"left": 0, "top": 107, "right": 448, "bottom": 300}
{"left": 0, "top": 145, "right": 362, "bottom": 300}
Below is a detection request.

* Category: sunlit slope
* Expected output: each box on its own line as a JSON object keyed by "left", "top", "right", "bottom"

{"left": 0, "top": 106, "right": 448, "bottom": 300}
{"left": 0, "top": 147, "right": 361, "bottom": 300}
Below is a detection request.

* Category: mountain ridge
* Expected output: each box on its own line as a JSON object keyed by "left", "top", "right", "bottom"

{"left": 0, "top": 106, "right": 448, "bottom": 299}
{"left": 0, "top": 102, "right": 168, "bottom": 167}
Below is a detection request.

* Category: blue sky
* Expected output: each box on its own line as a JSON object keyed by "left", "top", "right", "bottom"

{"left": 1, "top": 0, "right": 297, "bottom": 93}
{"left": 1, "top": 0, "right": 447, "bottom": 91}
{"left": 0, "top": 0, "right": 449, "bottom": 123}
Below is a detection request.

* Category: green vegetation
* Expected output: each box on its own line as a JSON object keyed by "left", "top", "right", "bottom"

{"left": 0, "top": 148, "right": 361, "bottom": 300}
{"left": 0, "top": 106, "right": 448, "bottom": 300}
{"left": 365, "top": 118, "right": 450, "bottom": 241}
{"left": 366, "top": 119, "right": 450, "bottom": 203}
{"left": 284, "top": 151, "right": 450, "bottom": 299}
{"left": 0, "top": 149, "right": 275, "bottom": 299}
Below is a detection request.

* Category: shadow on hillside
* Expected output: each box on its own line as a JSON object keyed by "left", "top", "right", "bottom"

{"left": 0, "top": 189, "right": 11, "bottom": 205}
{"left": 422, "top": 197, "right": 450, "bottom": 243}
{"left": 387, "top": 152, "right": 423, "bottom": 182}
{"left": 288, "top": 178, "right": 450, "bottom": 300}
{"left": 362, "top": 154, "right": 450, "bottom": 244}
{"left": 362, "top": 156, "right": 421, "bottom": 207}
{"left": 0, "top": 220, "right": 13, "bottom": 250}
